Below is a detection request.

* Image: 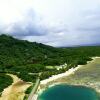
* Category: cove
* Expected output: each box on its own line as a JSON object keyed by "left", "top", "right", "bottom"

{"left": 38, "top": 84, "right": 99, "bottom": 100}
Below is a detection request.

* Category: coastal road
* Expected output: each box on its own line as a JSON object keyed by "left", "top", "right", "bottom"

{"left": 28, "top": 73, "right": 41, "bottom": 100}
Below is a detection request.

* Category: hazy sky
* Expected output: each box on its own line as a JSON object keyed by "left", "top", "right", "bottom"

{"left": 0, "top": 0, "right": 100, "bottom": 47}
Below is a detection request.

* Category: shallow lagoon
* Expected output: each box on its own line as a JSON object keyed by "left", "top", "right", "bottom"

{"left": 38, "top": 58, "right": 100, "bottom": 100}
{"left": 38, "top": 84, "right": 99, "bottom": 100}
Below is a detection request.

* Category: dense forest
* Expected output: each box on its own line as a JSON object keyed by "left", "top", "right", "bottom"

{"left": 0, "top": 34, "right": 100, "bottom": 94}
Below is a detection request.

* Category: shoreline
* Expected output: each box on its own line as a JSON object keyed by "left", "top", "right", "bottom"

{"left": 40, "top": 56, "right": 99, "bottom": 85}
{"left": 36, "top": 57, "right": 100, "bottom": 100}
{"left": 40, "top": 65, "right": 82, "bottom": 85}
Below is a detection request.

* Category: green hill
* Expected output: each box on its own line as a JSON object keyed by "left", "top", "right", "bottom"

{"left": 0, "top": 34, "right": 100, "bottom": 82}
{"left": 0, "top": 34, "right": 63, "bottom": 82}
{"left": 0, "top": 34, "right": 60, "bottom": 67}
{"left": 1, "top": 34, "right": 100, "bottom": 96}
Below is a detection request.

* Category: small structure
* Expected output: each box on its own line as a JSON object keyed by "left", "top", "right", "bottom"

{"left": 55, "top": 63, "right": 67, "bottom": 70}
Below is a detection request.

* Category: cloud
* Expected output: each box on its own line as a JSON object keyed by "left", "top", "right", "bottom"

{"left": 0, "top": 0, "right": 100, "bottom": 47}
{"left": 0, "top": 8, "right": 49, "bottom": 37}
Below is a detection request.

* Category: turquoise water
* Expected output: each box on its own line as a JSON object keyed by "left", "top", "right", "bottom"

{"left": 38, "top": 84, "right": 99, "bottom": 100}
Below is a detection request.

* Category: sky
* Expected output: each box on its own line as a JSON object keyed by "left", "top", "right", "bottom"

{"left": 0, "top": 0, "right": 100, "bottom": 47}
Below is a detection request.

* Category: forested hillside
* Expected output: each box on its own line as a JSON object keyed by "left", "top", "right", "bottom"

{"left": 0, "top": 34, "right": 100, "bottom": 82}
{"left": 0, "top": 34, "right": 59, "bottom": 67}
{"left": 1, "top": 34, "right": 100, "bottom": 97}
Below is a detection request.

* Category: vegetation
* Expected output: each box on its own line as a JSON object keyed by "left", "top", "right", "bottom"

{"left": 0, "top": 34, "right": 100, "bottom": 95}
{"left": 0, "top": 73, "right": 13, "bottom": 95}
{"left": 24, "top": 84, "right": 35, "bottom": 100}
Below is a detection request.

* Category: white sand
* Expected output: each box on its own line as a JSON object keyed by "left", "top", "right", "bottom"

{"left": 7, "top": 74, "right": 20, "bottom": 83}
{"left": 31, "top": 57, "right": 100, "bottom": 100}
{"left": 40, "top": 57, "right": 100, "bottom": 85}
{"left": 0, "top": 74, "right": 32, "bottom": 100}
{"left": 91, "top": 56, "right": 100, "bottom": 60}
{"left": 40, "top": 65, "right": 82, "bottom": 85}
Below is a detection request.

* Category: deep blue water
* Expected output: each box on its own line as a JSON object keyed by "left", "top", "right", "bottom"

{"left": 38, "top": 84, "right": 99, "bottom": 100}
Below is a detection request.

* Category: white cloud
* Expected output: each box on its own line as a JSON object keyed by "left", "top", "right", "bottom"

{"left": 0, "top": 0, "right": 100, "bottom": 46}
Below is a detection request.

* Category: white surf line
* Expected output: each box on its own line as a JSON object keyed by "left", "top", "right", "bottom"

{"left": 40, "top": 57, "right": 100, "bottom": 85}
{"left": 40, "top": 65, "right": 82, "bottom": 85}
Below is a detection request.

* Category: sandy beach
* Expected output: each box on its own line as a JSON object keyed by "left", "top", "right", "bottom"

{"left": 40, "top": 65, "right": 82, "bottom": 85}
{"left": 35, "top": 56, "right": 100, "bottom": 100}
{"left": 0, "top": 57, "right": 99, "bottom": 100}
{"left": 0, "top": 74, "right": 32, "bottom": 100}
{"left": 40, "top": 57, "right": 100, "bottom": 86}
